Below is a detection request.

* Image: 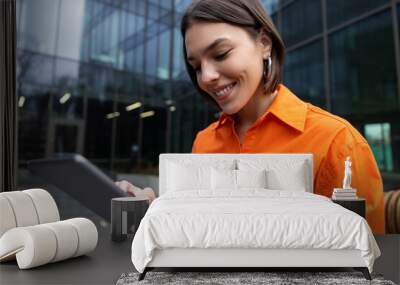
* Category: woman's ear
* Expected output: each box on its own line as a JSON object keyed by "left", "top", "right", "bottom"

{"left": 258, "top": 29, "right": 272, "bottom": 59}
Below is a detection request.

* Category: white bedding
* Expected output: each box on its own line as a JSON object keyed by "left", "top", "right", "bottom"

{"left": 131, "top": 190, "right": 380, "bottom": 273}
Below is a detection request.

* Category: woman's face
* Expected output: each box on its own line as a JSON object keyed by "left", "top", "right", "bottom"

{"left": 185, "top": 22, "right": 271, "bottom": 114}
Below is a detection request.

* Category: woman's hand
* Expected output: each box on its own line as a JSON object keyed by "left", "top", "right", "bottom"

{"left": 115, "top": 180, "right": 156, "bottom": 203}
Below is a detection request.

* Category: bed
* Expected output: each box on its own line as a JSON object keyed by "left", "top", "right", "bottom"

{"left": 131, "top": 154, "right": 380, "bottom": 280}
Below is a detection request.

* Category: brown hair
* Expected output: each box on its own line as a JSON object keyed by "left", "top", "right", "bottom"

{"left": 181, "top": 0, "right": 285, "bottom": 107}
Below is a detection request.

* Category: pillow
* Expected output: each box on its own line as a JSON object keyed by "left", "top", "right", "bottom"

{"left": 265, "top": 160, "right": 307, "bottom": 191}
{"left": 166, "top": 159, "right": 236, "bottom": 192}
{"left": 211, "top": 168, "right": 236, "bottom": 190}
{"left": 236, "top": 169, "right": 267, "bottom": 188}
{"left": 211, "top": 169, "right": 268, "bottom": 190}
{"left": 266, "top": 168, "right": 306, "bottom": 191}
{"left": 167, "top": 162, "right": 211, "bottom": 191}
{"left": 238, "top": 159, "right": 308, "bottom": 192}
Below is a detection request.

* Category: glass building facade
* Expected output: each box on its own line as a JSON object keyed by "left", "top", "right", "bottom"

{"left": 275, "top": 0, "right": 400, "bottom": 181}
{"left": 16, "top": 0, "right": 217, "bottom": 175}
{"left": 16, "top": 0, "right": 400, "bottom": 187}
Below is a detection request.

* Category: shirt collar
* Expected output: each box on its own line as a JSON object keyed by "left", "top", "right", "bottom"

{"left": 268, "top": 84, "right": 308, "bottom": 132}
{"left": 215, "top": 112, "right": 231, "bottom": 128}
{"left": 213, "top": 84, "right": 308, "bottom": 132}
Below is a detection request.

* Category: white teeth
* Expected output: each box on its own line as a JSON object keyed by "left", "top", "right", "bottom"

{"left": 215, "top": 83, "right": 235, "bottom": 97}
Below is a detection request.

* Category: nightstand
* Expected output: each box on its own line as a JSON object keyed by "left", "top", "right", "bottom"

{"left": 331, "top": 198, "right": 365, "bottom": 218}
{"left": 111, "top": 197, "right": 149, "bottom": 242}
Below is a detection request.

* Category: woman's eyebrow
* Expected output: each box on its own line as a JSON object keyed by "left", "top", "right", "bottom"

{"left": 187, "top": 38, "right": 229, "bottom": 62}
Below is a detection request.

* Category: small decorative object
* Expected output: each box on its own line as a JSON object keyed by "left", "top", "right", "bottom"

{"left": 343, "top": 156, "right": 352, "bottom": 189}
{"left": 111, "top": 197, "right": 149, "bottom": 242}
{"left": 332, "top": 157, "right": 358, "bottom": 200}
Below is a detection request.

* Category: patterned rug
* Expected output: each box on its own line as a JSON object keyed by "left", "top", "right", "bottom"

{"left": 116, "top": 271, "right": 396, "bottom": 285}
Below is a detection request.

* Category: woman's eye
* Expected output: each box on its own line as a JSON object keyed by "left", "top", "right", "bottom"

{"left": 215, "top": 50, "right": 231, "bottom": 61}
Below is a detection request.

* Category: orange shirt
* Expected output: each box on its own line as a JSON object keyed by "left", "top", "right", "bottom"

{"left": 192, "top": 84, "right": 385, "bottom": 234}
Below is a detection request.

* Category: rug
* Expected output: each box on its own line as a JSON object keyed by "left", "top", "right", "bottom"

{"left": 116, "top": 271, "right": 396, "bottom": 285}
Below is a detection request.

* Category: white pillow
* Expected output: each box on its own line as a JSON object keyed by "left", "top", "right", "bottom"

{"left": 211, "top": 168, "right": 236, "bottom": 190}
{"left": 167, "top": 162, "right": 210, "bottom": 191}
{"left": 237, "top": 169, "right": 267, "bottom": 188}
{"left": 266, "top": 167, "right": 307, "bottom": 191}
{"left": 166, "top": 159, "right": 236, "bottom": 192}
{"left": 211, "top": 169, "right": 268, "bottom": 190}
{"left": 238, "top": 159, "right": 308, "bottom": 191}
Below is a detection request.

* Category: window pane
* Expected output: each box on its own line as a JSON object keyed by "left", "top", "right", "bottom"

{"left": 54, "top": 58, "right": 81, "bottom": 88}
{"left": 148, "top": 2, "right": 159, "bottom": 19}
{"left": 175, "top": 94, "right": 197, "bottom": 153}
{"left": 16, "top": 0, "right": 24, "bottom": 35}
{"left": 284, "top": 40, "right": 325, "bottom": 108}
{"left": 281, "top": 0, "right": 322, "bottom": 47}
{"left": 53, "top": 58, "right": 84, "bottom": 119}
{"left": 174, "top": 0, "right": 191, "bottom": 13}
{"left": 15, "top": 0, "right": 215, "bottom": 175}
{"left": 17, "top": 50, "right": 54, "bottom": 86}
{"left": 146, "top": 35, "right": 158, "bottom": 76}
{"left": 56, "top": 0, "right": 86, "bottom": 61}
{"left": 364, "top": 123, "right": 393, "bottom": 172}
{"left": 135, "top": 44, "right": 144, "bottom": 73}
{"left": 159, "top": 0, "right": 172, "bottom": 10}
{"left": 54, "top": 125, "right": 79, "bottom": 153}
{"left": 17, "top": 0, "right": 59, "bottom": 55}
{"left": 329, "top": 10, "right": 397, "bottom": 116}
{"left": 85, "top": 95, "right": 114, "bottom": 168}
{"left": 261, "top": 0, "right": 279, "bottom": 15}
{"left": 115, "top": 100, "right": 140, "bottom": 162}
{"left": 327, "top": 0, "right": 388, "bottom": 29}
{"left": 141, "top": 105, "right": 167, "bottom": 169}
{"left": 173, "top": 27, "right": 184, "bottom": 78}
{"left": 18, "top": 84, "right": 51, "bottom": 161}
{"left": 158, "top": 29, "right": 170, "bottom": 79}
{"left": 124, "top": 0, "right": 146, "bottom": 16}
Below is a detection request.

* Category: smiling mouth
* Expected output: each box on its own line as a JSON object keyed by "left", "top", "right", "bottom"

{"left": 214, "top": 82, "right": 237, "bottom": 99}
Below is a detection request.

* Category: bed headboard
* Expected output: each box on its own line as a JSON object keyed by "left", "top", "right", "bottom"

{"left": 159, "top": 153, "right": 313, "bottom": 195}
{"left": 159, "top": 153, "right": 313, "bottom": 196}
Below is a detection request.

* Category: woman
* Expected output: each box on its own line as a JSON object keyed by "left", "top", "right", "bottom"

{"left": 183, "top": 0, "right": 384, "bottom": 234}
{"left": 119, "top": 0, "right": 384, "bottom": 234}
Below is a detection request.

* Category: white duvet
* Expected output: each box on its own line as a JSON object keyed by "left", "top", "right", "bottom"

{"left": 131, "top": 190, "right": 380, "bottom": 273}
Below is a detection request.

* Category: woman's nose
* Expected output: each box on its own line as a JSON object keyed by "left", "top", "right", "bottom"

{"left": 199, "top": 64, "right": 219, "bottom": 86}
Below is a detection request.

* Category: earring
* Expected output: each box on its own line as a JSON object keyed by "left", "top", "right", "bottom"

{"left": 267, "top": 56, "right": 272, "bottom": 78}
{"left": 263, "top": 56, "right": 272, "bottom": 81}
